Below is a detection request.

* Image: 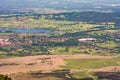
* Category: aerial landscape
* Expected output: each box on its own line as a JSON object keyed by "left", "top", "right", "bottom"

{"left": 0, "top": 0, "right": 120, "bottom": 80}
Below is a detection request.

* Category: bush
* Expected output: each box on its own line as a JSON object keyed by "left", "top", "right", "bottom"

{"left": 0, "top": 74, "right": 12, "bottom": 80}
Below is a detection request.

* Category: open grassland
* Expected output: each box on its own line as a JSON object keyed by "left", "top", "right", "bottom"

{"left": 0, "top": 55, "right": 120, "bottom": 80}
{"left": 64, "top": 56, "right": 120, "bottom": 69}
{"left": 63, "top": 56, "right": 120, "bottom": 79}
{"left": 49, "top": 47, "right": 117, "bottom": 56}
{"left": 0, "top": 54, "right": 113, "bottom": 75}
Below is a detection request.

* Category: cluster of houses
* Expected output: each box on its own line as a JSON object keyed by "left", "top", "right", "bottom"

{"left": 107, "top": 31, "right": 120, "bottom": 39}
{"left": 0, "top": 38, "right": 11, "bottom": 46}
{"left": 78, "top": 38, "right": 96, "bottom": 45}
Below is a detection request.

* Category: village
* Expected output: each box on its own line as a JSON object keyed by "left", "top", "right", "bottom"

{"left": 0, "top": 32, "right": 119, "bottom": 57}
{"left": 0, "top": 36, "right": 11, "bottom": 46}
{"left": 0, "top": 33, "right": 98, "bottom": 47}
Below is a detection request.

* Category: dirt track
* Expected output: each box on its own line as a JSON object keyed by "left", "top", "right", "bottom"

{"left": 0, "top": 54, "right": 117, "bottom": 75}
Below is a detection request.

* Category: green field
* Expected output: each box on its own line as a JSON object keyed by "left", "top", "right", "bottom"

{"left": 64, "top": 57, "right": 120, "bottom": 69}
{"left": 63, "top": 57, "right": 120, "bottom": 79}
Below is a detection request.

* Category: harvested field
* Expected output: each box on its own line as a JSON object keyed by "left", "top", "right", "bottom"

{"left": 0, "top": 54, "right": 120, "bottom": 80}
{"left": 0, "top": 54, "right": 115, "bottom": 75}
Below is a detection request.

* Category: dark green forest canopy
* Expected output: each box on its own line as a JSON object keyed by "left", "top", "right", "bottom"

{"left": 44, "top": 12, "right": 120, "bottom": 24}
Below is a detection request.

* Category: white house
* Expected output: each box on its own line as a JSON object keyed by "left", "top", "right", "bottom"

{"left": 78, "top": 38, "right": 96, "bottom": 42}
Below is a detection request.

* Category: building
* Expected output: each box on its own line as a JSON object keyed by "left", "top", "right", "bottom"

{"left": 78, "top": 38, "right": 96, "bottom": 42}
{"left": 0, "top": 38, "right": 11, "bottom": 46}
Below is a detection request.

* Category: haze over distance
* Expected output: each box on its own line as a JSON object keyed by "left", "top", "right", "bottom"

{"left": 0, "top": 0, "right": 120, "bottom": 12}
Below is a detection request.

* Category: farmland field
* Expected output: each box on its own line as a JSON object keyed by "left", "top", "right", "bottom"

{"left": 0, "top": 54, "right": 120, "bottom": 80}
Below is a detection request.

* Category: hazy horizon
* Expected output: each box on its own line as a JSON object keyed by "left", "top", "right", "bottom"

{"left": 0, "top": 0, "right": 120, "bottom": 10}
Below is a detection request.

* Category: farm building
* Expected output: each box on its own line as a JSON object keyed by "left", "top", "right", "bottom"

{"left": 78, "top": 38, "right": 96, "bottom": 42}
{"left": 0, "top": 38, "right": 11, "bottom": 46}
